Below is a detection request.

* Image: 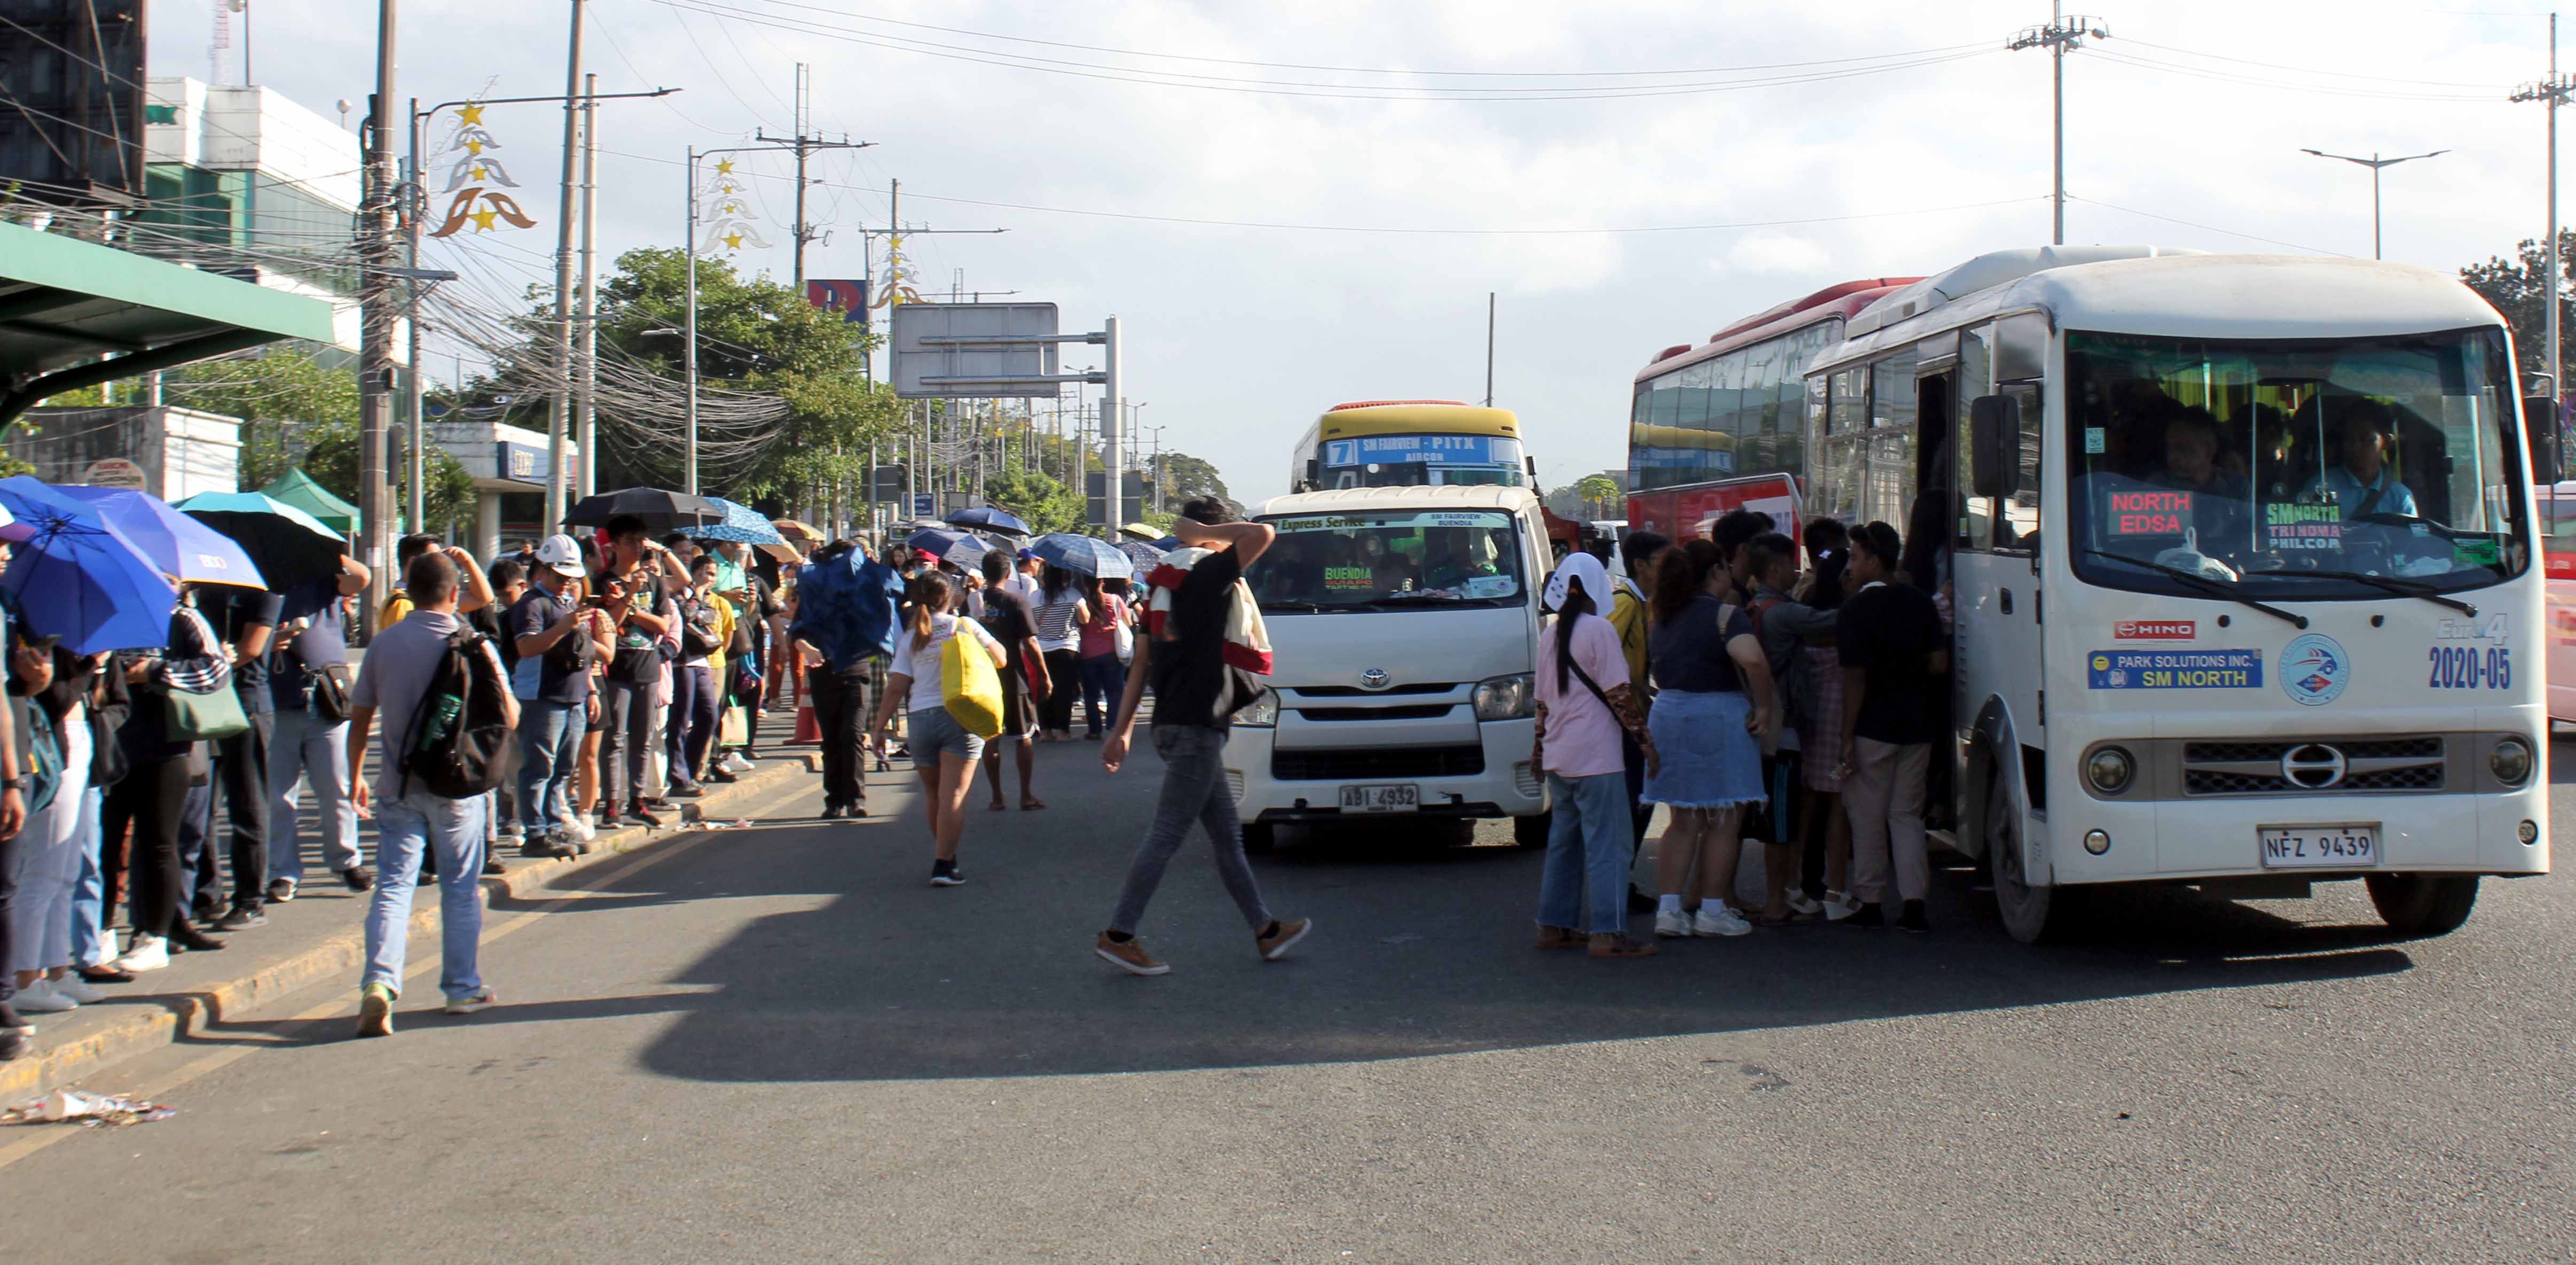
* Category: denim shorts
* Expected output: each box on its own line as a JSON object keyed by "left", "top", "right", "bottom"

{"left": 908, "top": 705, "right": 985, "bottom": 766}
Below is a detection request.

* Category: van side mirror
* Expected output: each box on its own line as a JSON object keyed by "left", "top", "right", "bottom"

{"left": 2525, "top": 395, "right": 2562, "bottom": 483}
{"left": 1969, "top": 394, "right": 2021, "bottom": 499}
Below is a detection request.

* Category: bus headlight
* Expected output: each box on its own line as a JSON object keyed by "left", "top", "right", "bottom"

{"left": 1474, "top": 673, "right": 1536, "bottom": 720}
{"left": 2085, "top": 746, "right": 2135, "bottom": 794}
{"left": 2491, "top": 735, "right": 2534, "bottom": 786}
{"left": 1231, "top": 689, "right": 1278, "bottom": 727}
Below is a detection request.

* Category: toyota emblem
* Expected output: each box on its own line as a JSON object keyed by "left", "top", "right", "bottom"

{"left": 1360, "top": 668, "right": 1391, "bottom": 690}
{"left": 2279, "top": 743, "right": 2347, "bottom": 789}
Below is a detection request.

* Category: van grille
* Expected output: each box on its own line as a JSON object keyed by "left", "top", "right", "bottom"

{"left": 1295, "top": 705, "right": 1457, "bottom": 722}
{"left": 1291, "top": 683, "right": 1456, "bottom": 698}
{"left": 2180, "top": 736, "right": 2445, "bottom": 796}
{"left": 1272, "top": 745, "right": 1486, "bottom": 782}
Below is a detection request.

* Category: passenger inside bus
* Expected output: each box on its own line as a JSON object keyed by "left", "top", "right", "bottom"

{"left": 2308, "top": 402, "right": 2420, "bottom": 520}
{"left": 2150, "top": 408, "right": 2252, "bottom": 549}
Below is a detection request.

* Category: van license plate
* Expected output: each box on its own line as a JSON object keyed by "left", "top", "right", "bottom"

{"left": 2258, "top": 824, "right": 2378, "bottom": 868}
{"left": 1341, "top": 784, "right": 1419, "bottom": 813}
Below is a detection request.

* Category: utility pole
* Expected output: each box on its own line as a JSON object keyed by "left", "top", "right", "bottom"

{"left": 544, "top": 0, "right": 585, "bottom": 532}
{"left": 2008, "top": 6, "right": 2109, "bottom": 245}
{"left": 1102, "top": 317, "right": 1123, "bottom": 530}
{"left": 2515, "top": 15, "right": 2572, "bottom": 415}
{"left": 404, "top": 95, "right": 426, "bottom": 536}
{"left": 359, "top": 0, "right": 398, "bottom": 628}
{"left": 577, "top": 71, "right": 600, "bottom": 499}
{"left": 1483, "top": 291, "right": 1495, "bottom": 407}
{"left": 2299, "top": 148, "right": 2448, "bottom": 260}
{"left": 755, "top": 63, "right": 867, "bottom": 291}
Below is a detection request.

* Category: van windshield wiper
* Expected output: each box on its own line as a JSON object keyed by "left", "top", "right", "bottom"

{"left": 2080, "top": 549, "right": 2308, "bottom": 629}
{"left": 2245, "top": 568, "right": 2477, "bottom": 616}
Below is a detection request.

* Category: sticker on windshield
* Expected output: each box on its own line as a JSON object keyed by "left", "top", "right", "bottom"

{"left": 2279, "top": 634, "right": 2351, "bottom": 707}
{"left": 2263, "top": 503, "right": 2343, "bottom": 552}
{"left": 2104, "top": 489, "right": 2192, "bottom": 535}
{"left": 2084, "top": 427, "right": 2107, "bottom": 454}
{"left": 1271, "top": 511, "right": 1509, "bottom": 533}
{"left": 2087, "top": 649, "right": 2262, "bottom": 690}
{"left": 1323, "top": 566, "right": 1377, "bottom": 591}
{"left": 1461, "top": 574, "right": 1518, "bottom": 598}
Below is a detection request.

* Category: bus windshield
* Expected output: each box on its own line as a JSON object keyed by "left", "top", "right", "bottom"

{"left": 2065, "top": 326, "right": 2528, "bottom": 600}
{"left": 1246, "top": 510, "right": 1526, "bottom": 611}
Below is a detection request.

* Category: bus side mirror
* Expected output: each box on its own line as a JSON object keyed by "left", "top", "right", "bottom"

{"left": 1969, "top": 394, "right": 2020, "bottom": 499}
{"left": 2525, "top": 396, "right": 2562, "bottom": 483}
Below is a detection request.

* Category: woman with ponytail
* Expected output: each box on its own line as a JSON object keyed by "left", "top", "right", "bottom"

{"left": 1641, "top": 537, "right": 1778, "bottom": 939}
{"left": 870, "top": 572, "right": 1006, "bottom": 887}
{"left": 1531, "top": 552, "right": 1659, "bottom": 959}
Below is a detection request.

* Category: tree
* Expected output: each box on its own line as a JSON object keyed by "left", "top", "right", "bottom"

{"left": 299, "top": 417, "right": 478, "bottom": 536}
{"left": 2461, "top": 230, "right": 2576, "bottom": 387}
{"left": 1153, "top": 450, "right": 1232, "bottom": 514}
{"left": 164, "top": 350, "right": 360, "bottom": 490}
{"left": 982, "top": 463, "right": 1086, "bottom": 535}
{"left": 1575, "top": 474, "right": 1620, "bottom": 519}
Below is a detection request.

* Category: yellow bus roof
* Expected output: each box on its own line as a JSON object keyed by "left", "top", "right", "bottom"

{"left": 1317, "top": 403, "right": 1521, "bottom": 442}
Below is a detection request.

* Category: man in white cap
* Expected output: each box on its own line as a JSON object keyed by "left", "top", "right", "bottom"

{"left": 506, "top": 534, "right": 611, "bottom": 857}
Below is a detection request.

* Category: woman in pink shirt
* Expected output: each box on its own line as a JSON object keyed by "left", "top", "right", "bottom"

{"left": 1532, "top": 553, "right": 1660, "bottom": 958}
{"left": 1074, "top": 576, "right": 1132, "bottom": 739}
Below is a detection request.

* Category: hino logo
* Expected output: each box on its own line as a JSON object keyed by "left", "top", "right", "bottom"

{"left": 1360, "top": 669, "right": 1391, "bottom": 690}
{"left": 2280, "top": 743, "right": 2348, "bottom": 789}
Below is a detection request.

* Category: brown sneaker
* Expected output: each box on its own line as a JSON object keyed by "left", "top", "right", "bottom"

{"left": 1533, "top": 925, "right": 1584, "bottom": 950}
{"left": 1094, "top": 932, "right": 1170, "bottom": 976}
{"left": 1588, "top": 932, "right": 1658, "bottom": 959}
{"left": 1256, "top": 917, "right": 1312, "bottom": 962}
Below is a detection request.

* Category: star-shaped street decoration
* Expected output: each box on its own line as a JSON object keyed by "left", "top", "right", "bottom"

{"left": 471, "top": 166, "right": 489, "bottom": 181}
{"left": 722, "top": 230, "right": 745, "bottom": 249}
{"left": 716, "top": 158, "right": 735, "bottom": 175}
{"left": 458, "top": 103, "right": 485, "bottom": 126}
{"left": 471, "top": 206, "right": 500, "bottom": 232}
{"left": 466, "top": 139, "right": 484, "bottom": 155}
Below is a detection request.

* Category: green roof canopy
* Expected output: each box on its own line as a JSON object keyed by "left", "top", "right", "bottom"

{"left": 261, "top": 467, "right": 360, "bottom": 533}
{"left": 0, "top": 220, "right": 339, "bottom": 424}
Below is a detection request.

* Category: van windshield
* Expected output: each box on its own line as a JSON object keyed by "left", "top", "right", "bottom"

{"left": 1246, "top": 509, "right": 1525, "bottom": 611}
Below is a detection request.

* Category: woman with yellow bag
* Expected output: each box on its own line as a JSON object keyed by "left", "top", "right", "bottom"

{"left": 871, "top": 573, "right": 1006, "bottom": 887}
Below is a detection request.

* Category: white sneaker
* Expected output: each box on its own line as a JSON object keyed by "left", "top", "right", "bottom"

{"left": 1693, "top": 904, "right": 1753, "bottom": 938}
{"left": 1783, "top": 889, "right": 1823, "bottom": 918}
{"left": 14, "top": 979, "right": 77, "bottom": 1012}
{"left": 1653, "top": 909, "right": 1693, "bottom": 938}
{"left": 50, "top": 975, "right": 108, "bottom": 1004}
{"left": 113, "top": 934, "right": 170, "bottom": 973}
{"left": 442, "top": 987, "right": 498, "bottom": 1016}
{"left": 564, "top": 816, "right": 595, "bottom": 843}
{"left": 1822, "top": 891, "right": 1861, "bottom": 922}
{"left": 722, "top": 752, "right": 754, "bottom": 773}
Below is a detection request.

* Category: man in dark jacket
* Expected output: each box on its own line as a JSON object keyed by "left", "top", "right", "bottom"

{"left": 789, "top": 541, "right": 902, "bottom": 819}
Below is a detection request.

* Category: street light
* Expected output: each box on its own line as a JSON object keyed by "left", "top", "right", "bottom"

{"left": 2299, "top": 147, "right": 2448, "bottom": 260}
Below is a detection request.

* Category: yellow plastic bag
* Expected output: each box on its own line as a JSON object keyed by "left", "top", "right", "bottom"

{"left": 940, "top": 625, "right": 1003, "bottom": 738}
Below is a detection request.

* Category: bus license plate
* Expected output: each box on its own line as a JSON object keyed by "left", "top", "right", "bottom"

{"left": 1341, "top": 784, "right": 1419, "bottom": 813}
{"left": 2258, "top": 824, "right": 2378, "bottom": 869}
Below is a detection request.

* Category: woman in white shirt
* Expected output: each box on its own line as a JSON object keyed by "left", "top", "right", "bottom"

{"left": 1031, "top": 566, "right": 1090, "bottom": 742}
{"left": 870, "top": 573, "right": 1006, "bottom": 887}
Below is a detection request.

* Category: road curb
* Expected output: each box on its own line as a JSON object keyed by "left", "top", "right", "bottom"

{"left": 0, "top": 751, "right": 819, "bottom": 1102}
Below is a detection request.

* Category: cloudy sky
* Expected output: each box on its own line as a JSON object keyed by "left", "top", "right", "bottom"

{"left": 150, "top": 0, "right": 2566, "bottom": 503}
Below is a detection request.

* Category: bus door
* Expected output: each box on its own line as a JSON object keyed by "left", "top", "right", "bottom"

{"left": 1912, "top": 358, "right": 1962, "bottom": 831}
{"left": 1952, "top": 316, "right": 2051, "bottom": 857}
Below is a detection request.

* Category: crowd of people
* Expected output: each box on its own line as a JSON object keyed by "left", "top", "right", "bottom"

{"left": 1531, "top": 506, "right": 1951, "bottom": 958}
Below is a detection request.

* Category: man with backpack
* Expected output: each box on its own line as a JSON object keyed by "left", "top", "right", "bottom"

{"left": 508, "top": 536, "right": 608, "bottom": 858}
{"left": 789, "top": 540, "right": 904, "bottom": 819}
{"left": 345, "top": 551, "right": 518, "bottom": 1037}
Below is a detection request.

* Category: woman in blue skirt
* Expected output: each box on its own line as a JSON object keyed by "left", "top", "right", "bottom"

{"left": 1642, "top": 539, "right": 1778, "bottom": 938}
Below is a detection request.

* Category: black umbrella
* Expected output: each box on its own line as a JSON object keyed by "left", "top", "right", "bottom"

{"left": 172, "top": 491, "right": 350, "bottom": 590}
{"left": 563, "top": 487, "right": 724, "bottom": 532}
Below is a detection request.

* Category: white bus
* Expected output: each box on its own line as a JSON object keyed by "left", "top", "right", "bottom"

{"left": 1793, "top": 245, "right": 2549, "bottom": 941}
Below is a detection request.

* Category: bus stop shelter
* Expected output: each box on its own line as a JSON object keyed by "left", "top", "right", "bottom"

{"left": 0, "top": 220, "right": 338, "bottom": 426}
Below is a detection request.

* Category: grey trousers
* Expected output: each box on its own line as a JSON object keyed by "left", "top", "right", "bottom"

{"left": 1108, "top": 725, "right": 1271, "bottom": 936}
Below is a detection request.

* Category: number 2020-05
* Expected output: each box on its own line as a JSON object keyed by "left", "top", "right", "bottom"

{"left": 2429, "top": 645, "right": 2510, "bottom": 690}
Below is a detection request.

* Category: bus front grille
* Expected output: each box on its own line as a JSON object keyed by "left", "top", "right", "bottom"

{"left": 2180, "top": 737, "right": 2446, "bottom": 796}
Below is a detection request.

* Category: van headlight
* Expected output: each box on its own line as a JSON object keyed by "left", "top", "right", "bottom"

{"left": 2492, "top": 735, "right": 2533, "bottom": 786}
{"left": 1231, "top": 689, "right": 1277, "bottom": 727}
{"left": 1474, "top": 673, "right": 1536, "bottom": 721}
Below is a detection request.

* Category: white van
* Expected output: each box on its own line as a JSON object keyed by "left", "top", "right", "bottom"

{"left": 1226, "top": 486, "right": 1555, "bottom": 849}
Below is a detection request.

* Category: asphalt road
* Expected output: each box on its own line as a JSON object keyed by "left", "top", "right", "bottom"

{"left": 4, "top": 734, "right": 2573, "bottom": 1263}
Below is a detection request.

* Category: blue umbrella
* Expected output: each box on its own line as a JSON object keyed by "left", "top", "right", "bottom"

{"left": 682, "top": 497, "right": 789, "bottom": 546}
{"left": 55, "top": 486, "right": 266, "bottom": 590}
{"left": 945, "top": 505, "right": 1031, "bottom": 536}
{"left": 1116, "top": 538, "right": 1168, "bottom": 571}
{"left": 1032, "top": 533, "right": 1136, "bottom": 579}
{"left": 0, "top": 478, "right": 178, "bottom": 654}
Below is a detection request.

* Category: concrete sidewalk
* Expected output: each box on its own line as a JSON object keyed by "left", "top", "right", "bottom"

{"left": 0, "top": 745, "right": 822, "bottom": 1103}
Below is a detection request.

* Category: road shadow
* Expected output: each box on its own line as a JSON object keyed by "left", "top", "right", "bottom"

{"left": 558, "top": 737, "right": 2429, "bottom": 1084}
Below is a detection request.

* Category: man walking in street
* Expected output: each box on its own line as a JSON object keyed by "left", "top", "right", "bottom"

{"left": 1095, "top": 497, "right": 1309, "bottom": 975}
{"left": 974, "top": 545, "right": 1049, "bottom": 811}
{"left": 267, "top": 555, "right": 373, "bottom": 901}
{"left": 347, "top": 551, "right": 515, "bottom": 1037}
{"left": 790, "top": 540, "right": 902, "bottom": 819}
{"left": 509, "top": 535, "right": 609, "bottom": 858}
{"left": 1834, "top": 522, "right": 1946, "bottom": 933}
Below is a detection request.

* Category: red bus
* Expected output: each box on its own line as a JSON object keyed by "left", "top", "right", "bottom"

{"left": 1625, "top": 278, "right": 1920, "bottom": 541}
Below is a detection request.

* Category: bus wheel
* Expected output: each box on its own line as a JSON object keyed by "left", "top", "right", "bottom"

{"left": 1988, "top": 766, "right": 2075, "bottom": 944}
{"left": 2365, "top": 873, "right": 2479, "bottom": 936}
{"left": 1513, "top": 811, "right": 1552, "bottom": 849}
{"left": 1242, "top": 823, "right": 1277, "bottom": 855}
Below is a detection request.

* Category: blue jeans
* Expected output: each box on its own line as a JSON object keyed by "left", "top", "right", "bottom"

{"left": 268, "top": 706, "right": 359, "bottom": 883}
{"left": 1108, "top": 725, "right": 1271, "bottom": 935}
{"left": 1079, "top": 654, "right": 1125, "bottom": 736}
{"left": 516, "top": 698, "right": 583, "bottom": 834}
{"left": 1538, "top": 771, "right": 1632, "bottom": 936}
{"left": 362, "top": 790, "right": 486, "bottom": 1002}
{"left": 68, "top": 788, "right": 108, "bottom": 967}
{"left": 669, "top": 664, "right": 717, "bottom": 785}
